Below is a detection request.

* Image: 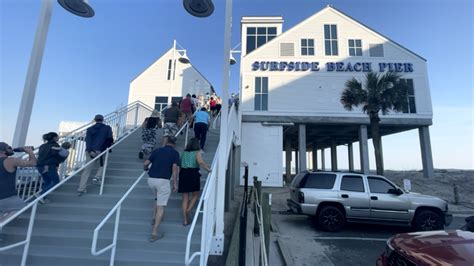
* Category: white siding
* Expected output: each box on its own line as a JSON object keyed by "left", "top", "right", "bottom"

{"left": 239, "top": 7, "right": 432, "bottom": 121}
{"left": 128, "top": 48, "right": 212, "bottom": 109}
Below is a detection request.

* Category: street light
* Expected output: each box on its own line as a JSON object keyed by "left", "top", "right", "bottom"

{"left": 12, "top": 0, "right": 95, "bottom": 147}
{"left": 183, "top": 0, "right": 214, "bottom": 17}
{"left": 229, "top": 43, "right": 241, "bottom": 65}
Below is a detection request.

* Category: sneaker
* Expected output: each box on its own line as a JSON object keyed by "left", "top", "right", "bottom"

{"left": 92, "top": 177, "right": 102, "bottom": 185}
{"left": 138, "top": 151, "right": 144, "bottom": 159}
{"left": 77, "top": 190, "right": 87, "bottom": 196}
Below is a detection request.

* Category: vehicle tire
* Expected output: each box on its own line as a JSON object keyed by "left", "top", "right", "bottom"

{"left": 413, "top": 209, "right": 444, "bottom": 231}
{"left": 318, "top": 205, "right": 345, "bottom": 232}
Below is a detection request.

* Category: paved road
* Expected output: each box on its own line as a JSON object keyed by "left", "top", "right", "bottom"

{"left": 272, "top": 212, "right": 470, "bottom": 266}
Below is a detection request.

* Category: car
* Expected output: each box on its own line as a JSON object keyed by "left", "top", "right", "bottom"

{"left": 376, "top": 230, "right": 474, "bottom": 266}
{"left": 286, "top": 171, "right": 452, "bottom": 232}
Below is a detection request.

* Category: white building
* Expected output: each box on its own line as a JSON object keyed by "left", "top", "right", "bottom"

{"left": 238, "top": 6, "right": 434, "bottom": 186}
{"left": 128, "top": 40, "right": 214, "bottom": 111}
{"left": 58, "top": 121, "right": 89, "bottom": 136}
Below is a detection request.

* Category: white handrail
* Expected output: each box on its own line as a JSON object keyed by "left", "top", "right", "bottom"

{"left": 185, "top": 104, "right": 239, "bottom": 265}
{"left": 90, "top": 119, "right": 190, "bottom": 265}
{"left": 0, "top": 101, "right": 153, "bottom": 266}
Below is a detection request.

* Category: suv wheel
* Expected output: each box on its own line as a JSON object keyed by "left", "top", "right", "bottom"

{"left": 413, "top": 209, "right": 444, "bottom": 231}
{"left": 318, "top": 205, "right": 345, "bottom": 232}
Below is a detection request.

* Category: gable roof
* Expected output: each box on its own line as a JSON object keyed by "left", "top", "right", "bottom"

{"left": 130, "top": 47, "right": 214, "bottom": 89}
{"left": 244, "top": 5, "right": 426, "bottom": 61}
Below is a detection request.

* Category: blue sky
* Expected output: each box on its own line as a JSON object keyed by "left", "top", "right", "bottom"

{"left": 1, "top": 0, "right": 473, "bottom": 169}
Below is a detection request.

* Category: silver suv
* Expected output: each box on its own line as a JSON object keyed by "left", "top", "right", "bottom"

{"left": 287, "top": 171, "right": 452, "bottom": 232}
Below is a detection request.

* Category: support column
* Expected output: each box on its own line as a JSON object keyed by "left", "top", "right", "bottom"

{"left": 312, "top": 142, "right": 318, "bottom": 171}
{"left": 295, "top": 150, "right": 299, "bottom": 174}
{"left": 231, "top": 146, "right": 241, "bottom": 200}
{"left": 348, "top": 142, "right": 354, "bottom": 171}
{"left": 285, "top": 138, "right": 292, "bottom": 184}
{"left": 419, "top": 126, "right": 434, "bottom": 178}
{"left": 298, "top": 124, "right": 307, "bottom": 172}
{"left": 331, "top": 139, "right": 338, "bottom": 171}
{"left": 321, "top": 149, "right": 325, "bottom": 170}
{"left": 359, "top": 125, "right": 370, "bottom": 174}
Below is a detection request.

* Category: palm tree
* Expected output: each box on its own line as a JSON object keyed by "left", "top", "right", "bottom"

{"left": 340, "top": 72, "right": 409, "bottom": 175}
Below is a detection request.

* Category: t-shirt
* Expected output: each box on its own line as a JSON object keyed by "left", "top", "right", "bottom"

{"left": 163, "top": 107, "right": 179, "bottom": 123}
{"left": 147, "top": 146, "right": 179, "bottom": 179}
{"left": 194, "top": 111, "right": 209, "bottom": 125}
{"left": 180, "top": 98, "right": 193, "bottom": 113}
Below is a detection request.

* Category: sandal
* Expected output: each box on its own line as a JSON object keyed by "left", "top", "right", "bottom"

{"left": 149, "top": 232, "right": 164, "bottom": 242}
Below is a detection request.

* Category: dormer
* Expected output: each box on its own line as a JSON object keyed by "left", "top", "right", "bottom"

{"left": 241, "top": 16, "right": 284, "bottom": 56}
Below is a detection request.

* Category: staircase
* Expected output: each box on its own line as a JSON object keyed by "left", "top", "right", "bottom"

{"left": 1, "top": 127, "right": 220, "bottom": 266}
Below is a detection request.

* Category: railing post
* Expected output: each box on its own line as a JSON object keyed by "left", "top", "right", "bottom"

{"left": 110, "top": 205, "right": 121, "bottom": 266}
{"left": 238, "top": 165, "right": 249, "bottom": 266}
{"left": 100, "top": 151, "right": 110, "bottom": 195}
{"left": 184, "top": 123, "right": 189, "bottom": 148}
{"left": 253, "top": 176, "right": 261, "bottom": 236}
{"left": 134, "top": 104, "right": 139, "bottom": 127}
{"left": 262, "top": 193, "right": 271, "bottom": 264}
{"left": 21, "top": 202, "right": 38, "bottom": 266}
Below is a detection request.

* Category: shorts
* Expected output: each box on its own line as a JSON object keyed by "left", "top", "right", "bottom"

{"left": 163, "top": 122, "right": 178, "bottom": 136}
{"left": 147, "top": 178, "right": 171, "bottom": 206}
{"left": 0, "top": 195, "right": 26, "bottom": 215}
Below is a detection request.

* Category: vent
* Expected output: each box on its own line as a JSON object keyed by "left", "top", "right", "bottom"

{"left": 280, "top": 43, "right": 295, "bottom": 56}
{"left": 369, "top": 44, "right": 384, "bottom": 57}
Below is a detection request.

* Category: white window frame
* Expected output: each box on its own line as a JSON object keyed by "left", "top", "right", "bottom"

{"left": 300, "top": 38, "right": 315, "bottom": 56}
{"left": 348, "top": 39, "right": 363, "bottom": 56}
{"left": 323, "top": 24, "right": 338, "bottom": 56}
{"left": 254, "top": 77, "right": 269, "bottom": 111}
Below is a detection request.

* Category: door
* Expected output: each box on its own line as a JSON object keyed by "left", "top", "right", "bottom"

{"left": 367, "top": 176, "right": 410, "bottom": 221}
{"left": 339, "top": 175, "right": 370, "bottom": 218}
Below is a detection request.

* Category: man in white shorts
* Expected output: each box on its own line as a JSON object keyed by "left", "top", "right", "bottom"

{"left": 144, "top": 136, "right": 179, "bottom": 242}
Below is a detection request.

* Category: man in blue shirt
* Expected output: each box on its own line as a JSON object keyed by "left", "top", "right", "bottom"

{"left": 77, "top": 114, "right": 113, "bottom": 195}
{"left": 144, "top": 136, "right": 179, "bottom": 241}
{"left": 193, "top": 107, "right": 211, "bottom": 150}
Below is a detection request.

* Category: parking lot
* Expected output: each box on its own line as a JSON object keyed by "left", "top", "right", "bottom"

{"left": 263, "top": 187, "right": 471, "bottom": 266}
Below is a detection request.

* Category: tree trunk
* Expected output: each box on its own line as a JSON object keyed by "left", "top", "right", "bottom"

{"left": 370, "top": 114, "right": 384, "bottom": 175}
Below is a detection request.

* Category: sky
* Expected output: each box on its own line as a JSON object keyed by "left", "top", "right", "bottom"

{"left": 1, "top": 0, "right": 473, "bottom": 170}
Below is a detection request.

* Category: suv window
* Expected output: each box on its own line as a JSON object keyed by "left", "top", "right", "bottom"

{"left": 341, "top": 175, "right": 365, "bottom": 192}
{"left": 301, "top": 173, "right": 336, "bottom": 189}
{"left": 368, "top": 177, "right": 396, "bottom": 193}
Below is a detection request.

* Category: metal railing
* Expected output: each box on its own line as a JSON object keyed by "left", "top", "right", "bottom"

{"left": 90, "top": 120, "right": 190, "bottom": 266}
{"left": 0, "top": 101, "right": 154, "bottom": 266}
{"left": 13, "top": 101, "right": 153, "bottom": 202}
{"left": 253, "top": 187, "right": 268, "bottom": 266}
{"left": 185, "top": 104, "right": 240, "bottom": 266}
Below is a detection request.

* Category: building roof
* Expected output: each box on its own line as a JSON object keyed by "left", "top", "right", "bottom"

{"left": 243, "top": 5, "right": 426, "bottom": 61}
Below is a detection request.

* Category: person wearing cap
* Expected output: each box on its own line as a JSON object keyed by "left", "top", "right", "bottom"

{"left": 139, "top": 110, "right": 162, "bottom": 159}
{"left": 77, "top": 114, "right": 114, "bottom": 196}
{"left": 144, "top": 136, "right": 179, "bottom": 242}
{"left": 0, "top": 142, "right": 36, "bottom": 220}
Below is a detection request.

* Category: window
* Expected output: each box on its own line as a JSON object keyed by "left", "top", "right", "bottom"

{"left": 368, "top": 177, "right": 396, "bottom": 194}
{"left": 324, "top": 24, "right": 338, "bottom": 56}
{"left": 400, "top": 79, "right": 416, "bottom": 114}
{"left": 301, "top": 39, "right": 315, "bottom": 56}
{"left": 301, "top": 173, "right": 336, "bottom": 189}
{"left": 341, "top": 175, "right": 365, "bottom": 192}
{"left": 154, "top": 97, "right": 168, "bottom": 111}
{"left": 348, "top": 39, "right": 362, "bottom": 56}
{"left": 247, "top": 27, "right": 277, "bottom": 54}
{"left": 171, "top": 96, "right": 182, "bottom": 105}
{"left": 254, "top": 77, "right": 268, "bottom": 110}
{"left": 167, "top": 60, "right": 172, "bottom": 80}
{"left": 369, "top": 43, "right": 384, "bottom": 57}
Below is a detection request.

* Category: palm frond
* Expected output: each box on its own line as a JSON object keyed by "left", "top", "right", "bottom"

{"left": 340, "top": 78, "right": 366, "bottom": 111}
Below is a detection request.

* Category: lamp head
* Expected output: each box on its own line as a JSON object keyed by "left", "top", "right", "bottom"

{"left": 183, "top": 0, "right": 214, "bottom": 18}
{"left": 58, "top": 0, "right": 95, "bottom": 18}
{"left": 229, "top": 53, "right": 237, "bottom": 65}
{"left": 178, "top": 52, "right": 190, "bottom": 64}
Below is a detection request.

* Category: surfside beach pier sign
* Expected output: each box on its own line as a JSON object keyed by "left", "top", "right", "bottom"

{"left": 251, "top": 61, "right": 414, "bottom": 73}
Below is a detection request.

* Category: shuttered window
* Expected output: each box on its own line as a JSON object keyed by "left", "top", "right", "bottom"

{"left": 369, "top": 44, "right": 384, "bottom": 57}
{"left": 280, "top": 43, "right": 295, "bottom": 56}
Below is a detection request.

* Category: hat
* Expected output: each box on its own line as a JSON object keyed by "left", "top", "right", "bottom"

{"left": 94, "top": 114, "right": 104, "bottom": 121}
{"left": 167, "top": 136, "right": 177, "bottom": 145}
{"left": 151, "top": 110, "right": 160, "bottom": 117}
{"left": 0, "top": 142, "right": 10, "bottom": 152}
